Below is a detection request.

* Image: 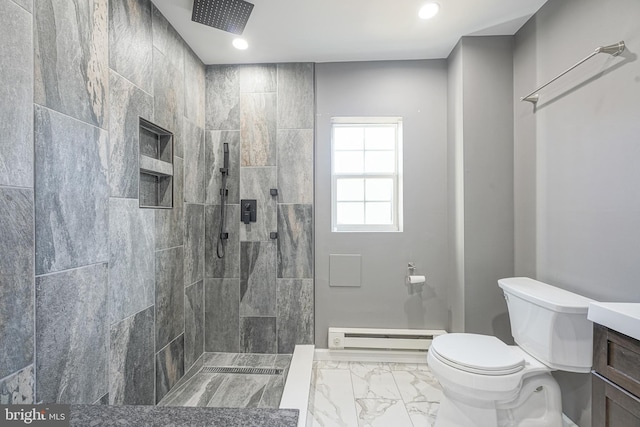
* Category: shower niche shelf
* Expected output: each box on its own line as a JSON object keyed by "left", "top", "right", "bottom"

{"left": 138, "top": 118, "right": 174, "bottom": 209}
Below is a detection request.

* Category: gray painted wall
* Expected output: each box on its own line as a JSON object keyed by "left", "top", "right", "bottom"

{"left": 315, "top": 60, "right": 449, "bottom": 348}
{"left": 447, "top": 36, "right": 515, "bottom": 341}
{"left": 514, "top": 0, "right": 640, "bottom": 424}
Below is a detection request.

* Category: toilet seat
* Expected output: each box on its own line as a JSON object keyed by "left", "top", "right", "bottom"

{"left": 430, "top": 333, "right": 525, "bottom": 375}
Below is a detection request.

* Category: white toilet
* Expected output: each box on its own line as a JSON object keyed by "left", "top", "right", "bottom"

{"left": 427, "top": 277, "right": 594, "bottom": 427}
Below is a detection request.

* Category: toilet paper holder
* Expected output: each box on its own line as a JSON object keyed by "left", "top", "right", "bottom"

{"left": 406, "top": 263, "right": 426, "bottom": 285}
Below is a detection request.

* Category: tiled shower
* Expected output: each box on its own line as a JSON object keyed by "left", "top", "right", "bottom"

{"left": 0, "top": 0, "right": 313, "bottom": 407}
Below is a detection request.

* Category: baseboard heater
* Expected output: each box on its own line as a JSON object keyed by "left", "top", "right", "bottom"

{"left": 328, "top": 327, "right": 447, "bottom": 351}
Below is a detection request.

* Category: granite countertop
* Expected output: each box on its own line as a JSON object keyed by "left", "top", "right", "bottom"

{"left": 70, "top": 405, "right": 299, "bottom": 427}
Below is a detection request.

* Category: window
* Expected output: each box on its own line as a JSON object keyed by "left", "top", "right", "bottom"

{"left": 331, "top": 117, "right": 403, "bottom": 232}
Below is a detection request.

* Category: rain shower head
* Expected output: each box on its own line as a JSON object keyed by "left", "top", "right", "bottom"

{"left": 191, "top": 0, "right": 255, "bottom": 35}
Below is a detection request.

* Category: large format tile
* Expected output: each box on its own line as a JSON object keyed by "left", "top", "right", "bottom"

{"left": 406, "top": 401, "right": 439, "bottom": 427}
{"left": 240, "top": 242, "right": 276, "bottom": 317}
{"left": 239, "top": 168, "right": 277, "bottom": 241}
{"left": 240, "top": 64, "right": 276, "bottom": 93}
{"left": 109, "top": 0, "right": 153, "bottom": 94}
{"left": 151, "top": 5, "right": 184, "bottom": 73}
{"left": 185, "top": 281, "right": 204, "bottom": 370}
{"left": 258, "top": 375, "right": 285, "bottom": 408}
{"left": 161, "top": 373, "right": 224, "bottom": 407}
{"left": 184, "top": 48, "right": 206, "bottom": 127}
{"left": 206, "top": 130, "right": 240, "bottom": 204}
{"left": 206, "top": 374, "right": 269, "bottom": 408}
{"left": 391, "top": 368, "right": 443, "bottom": 404}
{"left": 109, "top": 198, "right": 155, "bottom": 324}
{"left": 184, "top": 120, "right": 205, "bottom": 203}
{"left": 36, "top": 263, "right": 109, "bottom": 403}
{"left": 0, "top": 365, "right": 34, "bottom": 405}
{"left": 10, "top": 0, "right": 32, "bottom": 13}
{"left": 240, "top": 93, "right": 276, "bottom": 166}
{"left": 0, "top": 0, "right": 33, "bottom": 188}
{"left": 277, "top": 279, "right": 314, "bottom": 354}
{"left": 109, "top": 306, "right": 155, "bottom": 405}
{"left": 34, "top": 0, "right": 108, "bottom": 129}
{"left": 277, "top": 204, "right": 313, "bottom": 278}
{"left": 109, "top": 70, "right": 153, "bottom": 198}
{"left": 184, "top": 204, "right": 204, "bottom": 286}
{"left": 205, "top": 204, "right": 240, "bottom": 279}
{"left": 34, "top": 106, "right": 109, "bottom": 275}
{"left": 156, "top": 334, "right": 185, "bottom": 403}
{"left": 349, "top": 363, "right": 401, "bottom": 400}
{"left": 156, "top": 246, "right": 185, "bottom": 350}
{"left": 307, "top": 368, "right": 358, "bottom": 427}
{"left": 156, "top": 157, "right": 184, "bottom": 250}
{"left": 277, "top": 129, "right": 314, "bottom": 204}
{"left": 277, "top": 63, "right": 314, "bottom": 130}
{"left": 206, "top": 65, "right": 239, "bottom": 131}
{"left": 204, "top": 279, "right": 240, "bottom": 353}
{"left": 240, "top": 317, "right": 276, "bottom": 354}
{"left": 153, "top": 47, "right": 184, "bottom": 158}
{"left": 0, "top": 188, "right": 34, "bottom": 379}
{"left": 355, "top": 398, "right": 413, "bottom": 427}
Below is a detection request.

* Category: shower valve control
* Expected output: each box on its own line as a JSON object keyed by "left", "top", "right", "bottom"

{"left": 241, "top": 199, "right": 257, "bottom": 225}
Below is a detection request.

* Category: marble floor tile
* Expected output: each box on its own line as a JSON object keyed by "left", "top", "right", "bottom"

{"left": 349, "top": 363, "right": 401, "bottom": 400}
{"left": 406, "top": 401, "right": 439, "bottom": 426}
{"left": 206, "top": 374, "right": 269, "bottom": 408}
{"left": 308, "top": 368, "right": 358, "bottom": 427}
{"left": 390, "top": 368, "right": 443, "bottom": 404}
{"left": 355, "top": 398, "right": 413, "bottom": 427}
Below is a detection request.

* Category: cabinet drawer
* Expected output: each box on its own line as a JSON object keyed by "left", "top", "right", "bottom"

{"left": 593, "top": 373, "right": 640, "bottom": 427}
{"left": 594, "top": 324, "right": 640, "bottom": 397}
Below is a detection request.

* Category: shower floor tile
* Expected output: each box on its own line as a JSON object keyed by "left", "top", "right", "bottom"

{"left": 159, "top": 352, "right": 290, "bottom": 409}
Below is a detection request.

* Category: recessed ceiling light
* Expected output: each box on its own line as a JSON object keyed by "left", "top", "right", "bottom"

{"left": 232, "top": 38, "right": 248, "bottom": 50}
{"left": 419, "top": 2, "right": 440, "bottom": 20}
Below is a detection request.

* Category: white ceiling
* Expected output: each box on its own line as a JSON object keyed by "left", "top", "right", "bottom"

{"left": 152, "top": 0, "right": 548, "bottom": 65}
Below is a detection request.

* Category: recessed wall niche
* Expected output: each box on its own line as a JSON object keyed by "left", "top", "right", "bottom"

{"left": 139, "top": 118, "right": 174, "bottom": 208}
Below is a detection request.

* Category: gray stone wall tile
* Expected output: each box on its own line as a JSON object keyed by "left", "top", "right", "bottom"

{"left": 35, "top": 106, "right": 109, "bottom": 275}
{"left": 240, "top": 317, "right": 276, "bottom": 354}
{"left": 205, "top": 204, "right": 240, "bottom": 279}
{"left": 240, "top": 93, "right": 276, "bottom": 166}
{"left": 36, "top": 263, "right": 109, "bottom": 403}
{"left": 0, "top": 188, "right": 34, "bottom": 379}
{"left": 240, "top": 65, "right": 276, "bottom": 93}
{"left": 240, "top": 242, "right": 276, "bottom": 317}
{"left": 156, "top": 246, "right": 185, "bottom": 350}
{"left": 156, "top": 157, "right": 184, "bottom": 250}
{"left": 109, "top": 0, "right": 153, "bottom": 94}
{"left": 239, "top": 167, "right": 277, "bottom": 242}
{"left": 151, "top": 5, "right": 184, "bottom": 73}
{"left": 204, "top": 279, "right": 239, "bottom": 353}
{"left": 184, "top": 204, "right": 204, "bottom": 286}
{"left": 0, "top": 0, "right": 33, "bottom": 187}
{"left": 184, "top": 120, "right": 205, "bottom": 203}
{"left": 277, "top": 279, "right": 314, "bottom": 354}
{"left": 277, "top": 129, "right": 314, "bottom": 204}
{"left": 109, "top": 198, "right": 155, "bottom": 324}
{"left": 153, "top": 47, "right": 184, "bottom": 158}
{"left": 109, "top": 70, "right": 153, "bottom": 198}
{"left": 277, "top": 204, "right": 313, "bottom": 278}
{"left": 184, "top": 48, "right": 206, "bottom": 128}
{"left": 206, "top": 130, "right": 240, "bottom": 205}
{"left": 0, "top": 365, "right": 34, "bottom": 404}
{"left": 185, "top": 281, "right": 204, "bottom": 370}
{"left": 156, "top": 334, "right": 185, "bottom": 403}
{"left": 109, "top": 306, "right": 154, "bottom": 405}
{"left": 206, "top": 65, "right": 239, "bottom": 131}
{"left": 11, "top": 0, "right": 32, "bottom": 13}
{"left": 34, "top": 0, "right": 108, "bottom": 129}
{"left": 277, "top": 63, "right": 314, "bottom": 129}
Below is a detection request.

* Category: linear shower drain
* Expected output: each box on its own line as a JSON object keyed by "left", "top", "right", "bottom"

{"left": 200, "top": 366, "right": 283, "bottom": 375}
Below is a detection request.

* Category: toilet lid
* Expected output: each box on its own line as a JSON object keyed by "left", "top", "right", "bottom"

{"left": 430, "top": 334, "right": 525, "bottom": 375}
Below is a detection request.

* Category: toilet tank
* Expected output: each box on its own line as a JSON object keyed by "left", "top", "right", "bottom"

{"left": 498, "top": 277, "right": 595, "bottom": 373}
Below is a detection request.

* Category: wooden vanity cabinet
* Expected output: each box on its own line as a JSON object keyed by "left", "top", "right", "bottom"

{"left": 592, "top": 323, "right": 640, "bottom": 426}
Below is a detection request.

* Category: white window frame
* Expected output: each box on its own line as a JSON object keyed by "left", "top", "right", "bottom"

{"left": 331, "top": 117, "right": 403, "bottom": 232}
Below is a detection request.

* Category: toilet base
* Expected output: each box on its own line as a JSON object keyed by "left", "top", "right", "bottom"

{"left": 435, "top": 374, "right": 564, "bottom": 427}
